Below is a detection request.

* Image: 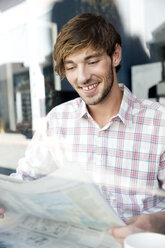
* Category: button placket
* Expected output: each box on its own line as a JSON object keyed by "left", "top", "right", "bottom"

{"left": 95, "top": 130, "right": 104, "bottom": 166}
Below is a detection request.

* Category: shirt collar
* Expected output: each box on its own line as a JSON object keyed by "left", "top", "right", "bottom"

{"left": 117, "top": 84, "right": 134, "bottom": 127}
{"left": 76, "top": 84, "right": 135, "bottom": 127}
{"left": 76, "top": 98, "right": 88, "bottom": 119}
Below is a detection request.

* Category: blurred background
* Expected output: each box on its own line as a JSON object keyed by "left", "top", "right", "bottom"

{"left": 0, "top": 0, "right": 165, "bottom": 172}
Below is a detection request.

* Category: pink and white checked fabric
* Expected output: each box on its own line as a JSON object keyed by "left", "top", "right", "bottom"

{"left": 16, "top": 84, "right": 165, "bottom": 222}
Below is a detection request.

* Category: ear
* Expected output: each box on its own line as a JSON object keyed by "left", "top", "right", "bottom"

{"left": 112, "top": 44, "right": 122, "bottom": 67}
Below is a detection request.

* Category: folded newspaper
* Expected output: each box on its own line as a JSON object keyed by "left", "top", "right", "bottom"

{"left": 0, "top": 165, "right": 124, "bottom": 248}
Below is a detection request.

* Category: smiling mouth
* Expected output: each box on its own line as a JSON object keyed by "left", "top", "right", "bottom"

{"left": 82, "top": 83, "right": 98, "bottom": 91}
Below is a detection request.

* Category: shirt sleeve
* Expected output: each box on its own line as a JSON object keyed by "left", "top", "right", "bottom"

{"left": 158, "top": 152, "right": 165, "bottom": 191}
{"left": 10, "top": 118, "right": 58, "bottom": 181}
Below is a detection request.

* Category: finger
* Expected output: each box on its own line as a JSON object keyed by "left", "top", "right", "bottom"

{"left": 109, "top": 226, "right": 131, "bottom": 239}
{"left": 109, "top": 225, "right": 141, "bottom": 240}
{"left": 0, "top": 208, "right": 5, "bottom": 218}
{"left": 0, "top": 208, "right": 5, "bottom": 214}
{"left": 0, "top": 214, "right": 4, "bottom": 219}
{"left": 109, "top": 227, "right": 134, "bottom": 247}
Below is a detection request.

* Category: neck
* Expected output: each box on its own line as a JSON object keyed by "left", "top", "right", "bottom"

{"left": 87, "top": 82, "right": 123, "bottom": 128}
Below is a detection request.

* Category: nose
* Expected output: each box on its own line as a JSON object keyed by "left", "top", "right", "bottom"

{"left": 77, "top": 65, "right": 91, "bottom": 84}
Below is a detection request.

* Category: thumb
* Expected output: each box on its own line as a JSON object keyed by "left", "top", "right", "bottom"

{"left": 109, "top": 226, "right": 131, "bottom": 239}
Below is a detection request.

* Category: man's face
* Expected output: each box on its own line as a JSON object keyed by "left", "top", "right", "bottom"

{"left": 64, "top": 47, "right": 114, "bottom": 106}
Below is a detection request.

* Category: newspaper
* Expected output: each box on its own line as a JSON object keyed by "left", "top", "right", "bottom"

{"left": 0, "top": 165, "right": 124, "bottom": 248}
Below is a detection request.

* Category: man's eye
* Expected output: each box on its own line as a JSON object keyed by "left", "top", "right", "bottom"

{"left": 65, "top": 66, "right": 75, "bottom": 71}
{"left": 89, "top": 60, "right": 99, "bottom": 65}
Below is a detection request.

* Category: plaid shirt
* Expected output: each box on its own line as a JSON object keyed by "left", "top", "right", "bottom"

{"left": 16, "top": 84, "right": 165, "bottom": 222}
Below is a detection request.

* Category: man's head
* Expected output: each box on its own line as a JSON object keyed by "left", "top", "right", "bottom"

{"left": 54, "top": 13, "right": 121, "bottom": 78}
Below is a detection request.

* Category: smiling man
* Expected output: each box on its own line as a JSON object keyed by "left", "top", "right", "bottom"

{"left": 53, "top": 14, "right": 165, "bottom": 244}
{"left": 1, "top": 13, "right": 165, "bottom": 245}
{"left": 63, "top": 47, "right": 122, "bottom": 127}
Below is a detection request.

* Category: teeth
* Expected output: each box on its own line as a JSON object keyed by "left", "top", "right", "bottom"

{"left": 83, "top": 83, "right": 97, "bottom": 91}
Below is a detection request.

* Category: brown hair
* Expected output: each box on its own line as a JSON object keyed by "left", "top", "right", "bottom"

{"left": 54, "top": 13, "right": 121, "bottom": 77}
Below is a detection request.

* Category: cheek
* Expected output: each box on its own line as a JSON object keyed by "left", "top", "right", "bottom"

{"left": 95, "top": 62, "right": 110, "bottom": 75}
{"left": 65, "top": 73, "right": 74, "bottom": 85}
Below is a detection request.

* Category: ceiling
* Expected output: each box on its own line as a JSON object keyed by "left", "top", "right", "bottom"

{"left": 0, "top": 0, "right": 25, "bottom": 12}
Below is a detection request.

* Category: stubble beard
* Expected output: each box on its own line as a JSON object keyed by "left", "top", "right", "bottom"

{"left": 82, "top": 64, "right": 114, "bottom": 106}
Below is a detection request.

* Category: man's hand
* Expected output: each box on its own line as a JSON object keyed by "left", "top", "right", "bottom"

{"left": 109, "top": 212, "right": 165, "bottom": 245}
{"left": 0, "top": 207, "right": 5, "bottom": 219}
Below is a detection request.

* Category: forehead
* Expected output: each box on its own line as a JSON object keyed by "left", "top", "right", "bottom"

{"left": 64, "top": 46, "right": 105, "bottom": 62}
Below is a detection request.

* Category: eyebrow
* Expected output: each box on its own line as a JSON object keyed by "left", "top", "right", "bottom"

{"left": 84, "top": 52, "right": 103, "bottom": 61}
{"left": 64, "top": 52, "right": 103, "bottom": 65}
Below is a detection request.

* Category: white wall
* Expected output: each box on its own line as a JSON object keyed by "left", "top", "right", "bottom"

{"left": 0, "top": 0, "right": 60, "bottom": 131}
{"left": 116, "top": 0, "right": 165, "bottom": 55}
{"left": 132, "top": 62, "right": 162, "bottom": 99}
{"left": 0, "top": 0, "right": 56, "bottom": 66}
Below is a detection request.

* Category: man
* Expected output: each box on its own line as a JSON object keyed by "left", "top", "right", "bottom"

{"left": 1, "top": 13, "right": 165, "bottom": 244}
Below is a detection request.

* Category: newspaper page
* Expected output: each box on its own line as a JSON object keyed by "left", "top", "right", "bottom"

{"left": 0, "top": 166, "right": 124, "bottom": 248}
